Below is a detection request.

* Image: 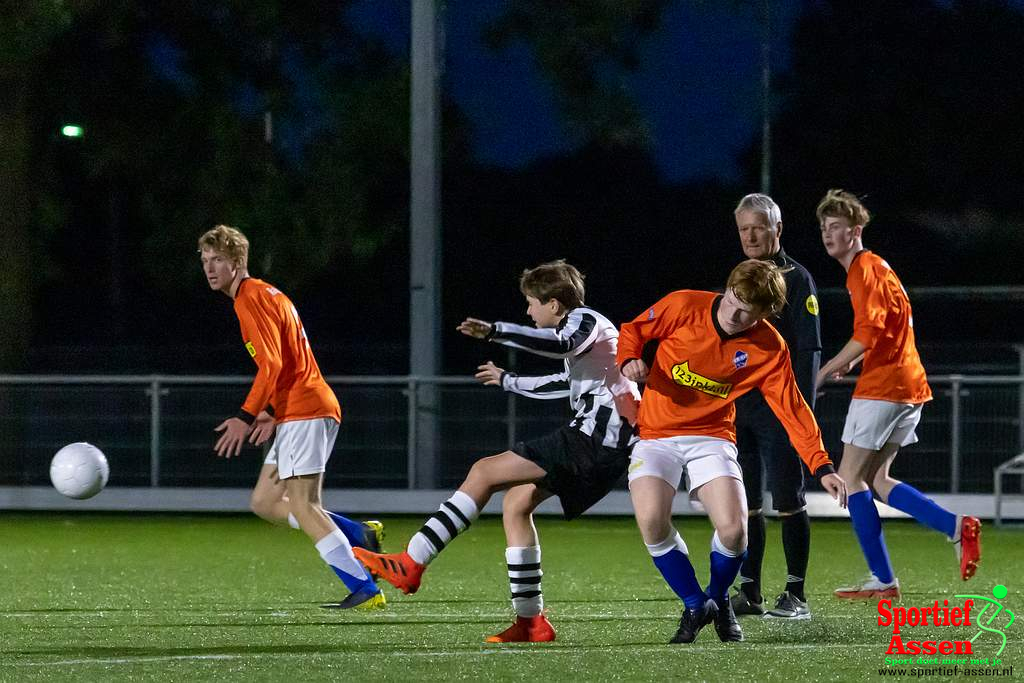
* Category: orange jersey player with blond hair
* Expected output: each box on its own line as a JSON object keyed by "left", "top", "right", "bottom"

{"left": 616, "top": 259, "right": 847, "bottom": 646}
{"left": 199, "top": 224, "right": 384, "bottom": 610}
{"left": 816, "top": 190, "right": 980, "bottom": 600}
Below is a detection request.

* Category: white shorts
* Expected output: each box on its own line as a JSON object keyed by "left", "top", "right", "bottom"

{"left": 842, "top": 399, "right": 923, "bottom": 451}
{"left": 627, "top": 435, "right": 743, "bottom": 500}
{"left": 264, "top": 417, "right": 339, "bottom": 479}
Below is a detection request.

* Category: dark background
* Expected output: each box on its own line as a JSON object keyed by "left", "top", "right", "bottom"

{"left": 2, "top": 0, "right": 1023, "bottom": 378}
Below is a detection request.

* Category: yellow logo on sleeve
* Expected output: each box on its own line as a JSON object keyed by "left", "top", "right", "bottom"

{"left": 245, "top": 341, "right": 256, "bottom": 358}
{"left": 671, "top": 361, "right": 732, "bottom": 399}
{"left": 805, "top": 294, "right": 820, "bottom": 316}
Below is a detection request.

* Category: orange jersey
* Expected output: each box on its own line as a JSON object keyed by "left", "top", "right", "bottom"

{"left": 233, "top": 278, "right": 341, "bottom": 423}
{"left": 617, "top": 290, "right": 833, "bottom": 476}
{"left": 846, "top": 251, "right": 932, "bottom": 404}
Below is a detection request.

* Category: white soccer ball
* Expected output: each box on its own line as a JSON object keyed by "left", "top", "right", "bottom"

{"left": 49, "top": 442, "right": 109, "bottom": 500}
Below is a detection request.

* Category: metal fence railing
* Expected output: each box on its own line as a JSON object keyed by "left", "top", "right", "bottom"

{"left": 1, "top": 374, "right": 1022, "bottom": 494}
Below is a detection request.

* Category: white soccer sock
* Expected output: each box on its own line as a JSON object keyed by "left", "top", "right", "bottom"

{"left": 507, "top": 546, "right": 544, "bottom": 617}
{"left": 315, "top": 529, "right": 369, "bottom": 581}
{"left": 711, "top": 531, "right": 741, "bottom": 557}
{"left": 287, "top": 513, "right": 301, "bottom": 530}
{"left": 407, "top": 490, "right": 480, "bottom": 565}
{"left": 645, "top": 530, "right": 689, "bottom": 557}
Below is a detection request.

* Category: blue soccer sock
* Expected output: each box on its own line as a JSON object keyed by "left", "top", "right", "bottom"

{"left": 706, "top": 532, "right": 747, "bottom": 603}
{"left": 325, "top": 510, "right": 372, "bottom": 549}
{"left": 847, "top": 490, "right": 896, "bottom": 583}
{"left": 885, "top": 483, "right": 957, "bottom": 538}
{"left": 315, "top": 530, "right": 378, "bottom": 595}
{"left": 647, "top": 531, "right": 707, "bottom": 610}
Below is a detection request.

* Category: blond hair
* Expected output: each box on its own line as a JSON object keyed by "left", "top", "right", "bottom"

{"left": 519, "top": 259, "right": 585, "bottom": 310}
{"left": 726, "top": 259, "right": 788, "bottom": 317}
{"left": 816, "top": 189, "right": 871, "bottom": 227}
{"left": 198, "top": 225, "right": 249, "bottom": 268}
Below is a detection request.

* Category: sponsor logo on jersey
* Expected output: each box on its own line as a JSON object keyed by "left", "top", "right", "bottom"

{"left": 671, "top": 361, "right": 732, "bottom": 399}
{"left": 245, "top": 341, "right": 256, "bottom": 358}
{"left": 733, "top": 350, "right": 748, "bottom": 369}
{"left": 806, "top": 294, "right": 820, "bottom": 316}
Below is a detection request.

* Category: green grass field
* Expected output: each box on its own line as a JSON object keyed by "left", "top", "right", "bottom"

{"left": 2, "top": 514, "right": 1021, "bottom": 681}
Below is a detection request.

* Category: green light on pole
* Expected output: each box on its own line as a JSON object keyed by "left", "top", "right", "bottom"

{"left": 61, "top": 125, "right": 84, "bottom": 138}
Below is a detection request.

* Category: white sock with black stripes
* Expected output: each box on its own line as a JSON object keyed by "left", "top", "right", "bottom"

{"left": 507, "top": 546, "right": 543, "bottom": 617}
{"left": 407, "top": 490, "right": 479, "bottom": 565}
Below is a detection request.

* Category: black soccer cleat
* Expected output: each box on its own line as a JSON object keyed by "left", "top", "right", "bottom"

{"left": 730, "top": 586, "right": 765, "bottom": 616}
{"left": 670, "top": 598, "right": 718, "bottom": 644}
{"left": 713, "top": 597, "right": 744, "bottom": 642}
{"left": 320, "top": 585, "right": 385, "bottom": 610}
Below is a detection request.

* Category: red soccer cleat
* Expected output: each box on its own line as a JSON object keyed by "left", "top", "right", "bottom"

{"left": 484, "top": 614, "right": 556, "bottom": 643}
{"left": 352, "top": 548, "right": 425, "bottom": 595}
{"left": 956, "top": 516, "right": 982, "bottom": 581}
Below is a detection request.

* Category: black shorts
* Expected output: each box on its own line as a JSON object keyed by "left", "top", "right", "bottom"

{"left": 735, "top": 398, "right": 806, "bottom": 512}
{"left": 512, "top": 426, "right": 631, "bottom": 520}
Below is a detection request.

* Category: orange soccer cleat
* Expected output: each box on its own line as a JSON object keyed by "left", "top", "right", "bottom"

{"left": 955, "top": 516, "right": 982, "bottom": 581}
{"left": 484, "top": 614, "right": 556, "bottom": 643}
{"left": 353, "top": 548, "right": 425, "bottom": 595}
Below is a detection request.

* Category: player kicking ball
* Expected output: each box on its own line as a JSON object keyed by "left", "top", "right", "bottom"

{"left": 618, "top": 259, "right": 847, "bottom": 644}
{"left": 815, "top": 190, "right": 981, "bottom": 599}
{"left": 199, "top": 225, "right": 384, "bottom": 610}
{"left": 354, "top": 260, "right": 640, "bottom": 642}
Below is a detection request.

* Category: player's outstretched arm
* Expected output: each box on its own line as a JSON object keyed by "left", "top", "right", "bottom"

{"left": 248, "top": 410, "right": 276, "bottom": 445}
{"left": 214, "top": 417, "right": 251, "bottom": 458}
{"left": 820, "top": 472, "right": 848, "bottom": 508}
{"left": 457, "top": 318, "right": 493, "bottom": 339}
{"left": 486, "top": 309, "right": 599, "bottom": 359}
{"left": 817, "top": 338, "right": 866, "bottom": 390}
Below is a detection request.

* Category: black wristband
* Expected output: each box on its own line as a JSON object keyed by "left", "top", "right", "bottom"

{"left": 814, "top": 463, "right": 836, "bottom": 478}
{"left": 236, "top": 409, "right": 257, "bottom": 426}
{"left": 485, "top": 323, "right": 497, "bottom": 341}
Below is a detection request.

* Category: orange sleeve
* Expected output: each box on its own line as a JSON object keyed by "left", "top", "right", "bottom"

{"left": 617, "top": 292, "right": 689, "bottom": 367}
{"left": 849, "top": 264, "right": 887, "bottom": 350}
{"left": 759, "top": 347, "right": 834, "bottom": 476}
{"left": 237, "top": 295, "right": 284, "bottom": 420}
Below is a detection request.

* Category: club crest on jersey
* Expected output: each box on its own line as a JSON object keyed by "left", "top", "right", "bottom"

{"left": 245, "top": 341, "right": 256, "bottom": 358}
{"left": 671, "top": 361, "right": 732, "bottom": 399}
{"left": 733, "top": 350, "right": 748, "bottom": 369}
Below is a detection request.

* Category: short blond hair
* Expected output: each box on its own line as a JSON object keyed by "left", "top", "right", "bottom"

{"left": 816, "top": 189, "right": 871, "bottom": 227}
{"left": 726, "top": 259, "right": 788, "bottom": 317}
{"left": 198, "top": 225, "right": 249, "bottom": 268}
{"left": 519, "top": 260, "right": 585, "bottom": 310}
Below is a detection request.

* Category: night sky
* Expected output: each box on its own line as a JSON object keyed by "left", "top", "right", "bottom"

{"left": 349, "top": 0, "right": 802, "bottom": 182}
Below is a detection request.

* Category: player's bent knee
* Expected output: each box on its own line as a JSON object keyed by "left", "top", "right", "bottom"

{"left": 717, "top": 521, "right": 747, "bottom": 553}
{"left": 249, "top": 492, "right": 276, "bottom": 521}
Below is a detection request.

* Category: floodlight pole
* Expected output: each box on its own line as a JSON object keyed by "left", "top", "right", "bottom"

{"left": 409, "top": 0, "right": 443, "bottom": 488}
{"left": 759, "top": 0, "right": 772, "bottom": 194}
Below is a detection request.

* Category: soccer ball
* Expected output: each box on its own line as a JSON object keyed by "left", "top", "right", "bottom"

{"left": 49, "top": 442, "right": 109, "bottom": 500}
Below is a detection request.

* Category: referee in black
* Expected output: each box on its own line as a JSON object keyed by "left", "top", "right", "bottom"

{"left": 729, "top": 194, "right": 822, "bottom": 620}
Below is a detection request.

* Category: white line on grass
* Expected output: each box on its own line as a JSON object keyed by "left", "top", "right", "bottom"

{"left": 10, "top": 643, "right": 885, "bottom": 667}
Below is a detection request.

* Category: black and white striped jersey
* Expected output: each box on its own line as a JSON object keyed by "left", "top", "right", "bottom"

{"left": 489, "top": 307, "right": 640, "bottom": 450}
